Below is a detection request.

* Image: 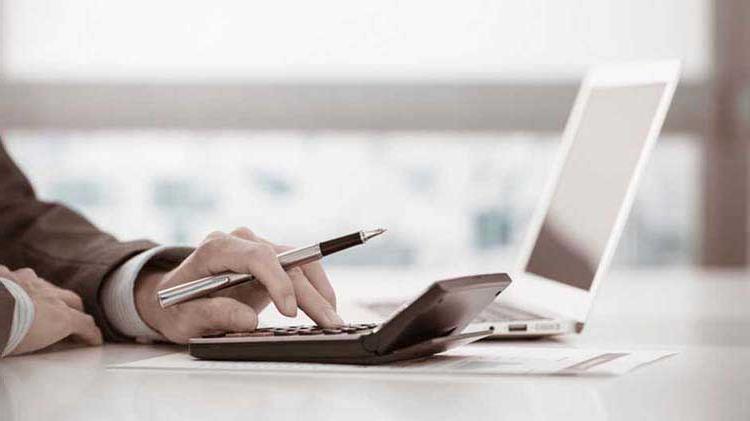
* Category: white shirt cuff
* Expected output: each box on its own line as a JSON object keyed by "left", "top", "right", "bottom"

{"left": 101, "top": 246, "right": 193, "bottom": 343}
{"left": 0, "top": 277, "right": 35, "bottom": 357}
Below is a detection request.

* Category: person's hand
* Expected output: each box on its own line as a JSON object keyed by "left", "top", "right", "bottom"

{"left": 0, "top": 266, "right": 103, "bottom": 356}
{"left": 135, "top": 227, "right": 342, "bottom": 343}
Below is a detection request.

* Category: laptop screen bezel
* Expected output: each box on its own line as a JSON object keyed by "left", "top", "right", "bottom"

{"left": 499, "top": 61, "right": 681, "bottom": 323}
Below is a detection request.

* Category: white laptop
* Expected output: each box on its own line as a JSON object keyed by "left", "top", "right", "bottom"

{"left": 363, "top": 61, "right": 681, "bottom": 337}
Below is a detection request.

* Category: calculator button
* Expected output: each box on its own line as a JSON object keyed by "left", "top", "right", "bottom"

{"left": 323, "top": 328, "right": 343, "bottom": 334}
{"left": 298, "top": 329, "right": 324, "bottom": 335}
{"left": 226, "top": 331, "right": 274, "bottom": 337}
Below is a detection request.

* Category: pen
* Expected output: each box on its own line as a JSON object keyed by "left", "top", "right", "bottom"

{"left": 157, "top": 228, "right": 387, "bottom": 308}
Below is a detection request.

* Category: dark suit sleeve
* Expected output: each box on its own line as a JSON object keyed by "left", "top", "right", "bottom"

{"left": 0, "top": 139, "right": 157, "bottom": 341}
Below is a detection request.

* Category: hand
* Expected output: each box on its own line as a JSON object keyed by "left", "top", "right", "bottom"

{"left": 0, "top": 266, "right": 103, "bottom": 356}
{"left": 135, "top": 227, "right": 342, "bottom": 343}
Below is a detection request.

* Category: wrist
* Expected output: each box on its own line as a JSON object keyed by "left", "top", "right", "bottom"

{"left": 134, "top": 267, "right": 170, "bottom": 335}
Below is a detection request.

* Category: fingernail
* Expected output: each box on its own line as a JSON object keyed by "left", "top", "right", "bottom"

{"left": 284, "top": 295, "right": 297, "bottom": 316}
{"left": 325, "top": 308, "right": 344, "bottom": 326}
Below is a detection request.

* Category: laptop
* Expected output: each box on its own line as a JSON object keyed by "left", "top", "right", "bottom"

{"left": 362, "top": 61, "right": 681, "bottom": 337}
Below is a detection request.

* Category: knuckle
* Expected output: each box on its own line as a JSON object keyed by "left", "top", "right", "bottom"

{"left": 21, "top": 278, "right": 38, "bottom": 292}
{"left": 204, "top": 230, "right": 226, "bottom": 240}
{"left": 200, "top": 231, "right": 226, "bottom": 247}
{"left": 37, "top": 294, "right": 56, "bottom": 305}
{"left": 198, "top": 236, "right": 229, "bottom": 256}
{"left": 81, "top": 313, "right": 96, "bottom": 326}
{"left": 231, "top": 227, "right": 255, "bottom": 239}
{"left": 15, "top": 267, "right": 37, "bottom": 279}
{"left": 44, "top": 291, "right": 62, "bottom": 301}
{"left": 246, "top": 243, "right": 275, "bottom": 261}
{"left": 60, "top": 308, "right": 76, "bottom": 326}
{"left": 71, "top": 293, "right": 85, "bottom": 306}
{"left": 59, "top": 297, "right": 76, "bottom": 310}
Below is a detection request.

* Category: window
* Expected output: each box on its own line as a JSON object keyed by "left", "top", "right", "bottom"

{"left": 0, "top": 1, "right": 713, "bottom": 269}
{"left": 5, "top": 131, "right": 700, "bottom": 269}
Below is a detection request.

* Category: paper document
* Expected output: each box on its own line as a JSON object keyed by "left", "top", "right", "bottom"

{"left": 111, "top": 344, "right": 675, "bottom": 376}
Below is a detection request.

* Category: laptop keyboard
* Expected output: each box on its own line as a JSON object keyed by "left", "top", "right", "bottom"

{"left": 363, "top": 301, "right": 547, "bottom": 323}
{"left": 472, "top": 302, "right": 547, "bottom": 322}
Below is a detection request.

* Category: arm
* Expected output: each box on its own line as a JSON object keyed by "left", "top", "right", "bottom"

{"left": 1, "top": 139, "right": 343, "bottom": 346}
{"left": 0, "top": 139, "right": 156, "bottom": 340}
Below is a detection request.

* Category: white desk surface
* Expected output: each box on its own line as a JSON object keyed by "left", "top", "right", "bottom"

{"left": 1, "top": 268, "right": 748, "bottom": 421}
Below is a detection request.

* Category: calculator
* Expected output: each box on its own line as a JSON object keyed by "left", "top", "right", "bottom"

{"left": 189, "top": 273, "right": 512, "bottom": 364}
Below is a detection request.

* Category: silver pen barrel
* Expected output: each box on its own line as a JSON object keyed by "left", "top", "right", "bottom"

{"left": 157, "top": 244, "right": 322, "bottom": 308}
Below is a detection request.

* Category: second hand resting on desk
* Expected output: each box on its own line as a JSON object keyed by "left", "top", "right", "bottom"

{"left": 157, "top": 228, "right": 387, "bottom": 308}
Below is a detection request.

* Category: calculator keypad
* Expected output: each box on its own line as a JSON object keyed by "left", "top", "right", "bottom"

{"left": 205, "top": 323, "right": 378, "bottom": 339}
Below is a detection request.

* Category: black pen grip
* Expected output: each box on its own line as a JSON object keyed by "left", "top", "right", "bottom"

{"left": 319, "top": 232, "right": 363, "bottom": 256}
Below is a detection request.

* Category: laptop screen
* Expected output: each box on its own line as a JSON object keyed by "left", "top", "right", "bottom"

{"left": 525, "top": 83, "right": 666, "bottom": 290}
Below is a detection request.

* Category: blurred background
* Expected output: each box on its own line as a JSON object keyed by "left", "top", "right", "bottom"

{"left": 0, "top": 1, "right": 747, "bottom": 273}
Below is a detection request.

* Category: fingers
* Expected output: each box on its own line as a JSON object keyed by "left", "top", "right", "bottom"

{"left": 175, "top": 234, "right": 298, "bottom": 317}
{"left": 54, "top": 288, "right": 85, "bottom": 312}
{"left": 35, "top": 276, "right": 85, "bottom": 311}
{"left": 67, "top": 308, "right": 104, "bottom": 346}
{"left": 14, "top": 298, "right": 104, "bottom": 355}
{"left": 287, "top": 268, "right": 343, "bottom": 328}
{"left": 213, "top": 279, "right": 271, "bottom": 313}
{"left": 168, "top": 297, "right": 258, "bottom": 343}
{"left": 297, "top": 261, "right": 337, "bottom": 309}
{"left": 162, "top": 227, "right": 341, "bottom": 336}
{"left": 11, "top": 305, "right": 72, "bottom": 355}
{"left": 232, "top": 228, "right": 338, "bottom": 309}
{"left": 11, "top": 268, "right": 86, "bottom": 311}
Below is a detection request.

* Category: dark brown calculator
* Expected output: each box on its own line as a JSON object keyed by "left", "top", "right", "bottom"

{"left": 189, "top": 273, "right": 511, "bottom": 365}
